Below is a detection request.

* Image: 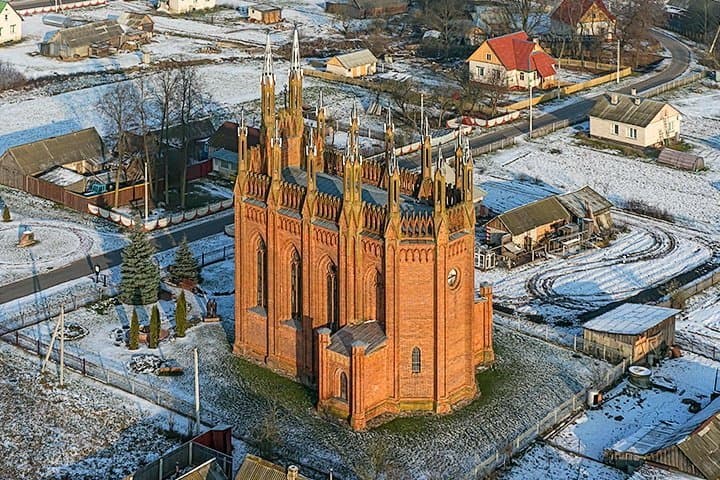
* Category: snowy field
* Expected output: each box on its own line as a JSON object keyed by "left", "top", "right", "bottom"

{"left": 0, "top": 342, "right": 184, "bottom": 480}
{"left": 479, "top": 83, "right": 720, "bottom": 234}
{"left": 478, "top": 211, "right": 713, "bottom": 321}
{"left": 676, "top": 284, "right": 720, "bottom": 359}
{"left": 0, "top": 186, "right": 126, "bottom": 286}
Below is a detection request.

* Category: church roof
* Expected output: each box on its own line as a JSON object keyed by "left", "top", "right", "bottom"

{"left": 328, "top": 321, "right": 387, "bottom": 356}
{"left": 282, "top": 166, "right": 432, "bottom": 214}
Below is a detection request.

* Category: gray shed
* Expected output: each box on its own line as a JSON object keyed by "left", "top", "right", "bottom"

{"left": 583, "top": 303, "right": 679, "bottom": 364}
{"left": 657, "top": 148, "right": 705, "bottom": 171}
{"left": 39, "top": 19, "right": 124, "bottom": 59}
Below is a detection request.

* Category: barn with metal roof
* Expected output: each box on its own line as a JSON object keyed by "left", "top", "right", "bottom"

{"left": 326, "top": 48, "right": 378, "bottom": 78}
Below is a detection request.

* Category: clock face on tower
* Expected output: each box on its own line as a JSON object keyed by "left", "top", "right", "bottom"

{"left": 447, "top": 268, "right": 459, "bottom": 288}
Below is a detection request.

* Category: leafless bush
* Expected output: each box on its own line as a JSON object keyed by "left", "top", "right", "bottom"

{"left": 0, "top": 61, "right": 27, "bottom": 92}
{"left": 624, "top": 198, "right": 674, "bottom": 222}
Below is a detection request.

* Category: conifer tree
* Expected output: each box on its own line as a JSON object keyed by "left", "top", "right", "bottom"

{"left": 2, "top": 206, "right": 10, "bottom": 222}
{"left": 148, "top": 304, "right": 160, "bottom": 348}
{"left": 120, "top": 226, "right": 160, "bottom": 305}
{"left": 128, "top": 308, "right": 139, "bottom": 350}
{"left": 168, "top": 237, "right": 200, "bottom": 286}
{"left": 175, "top": 291, "right": 187, "bottom": 338}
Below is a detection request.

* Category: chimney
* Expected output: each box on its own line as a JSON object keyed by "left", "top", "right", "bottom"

{"left": 630, "top": 88, "right": 637, "bottom": 96}
{"left": 287, "top": 465, "right": 299, "bottom": 480}
{"left": 634, "top": 97, "right": 641, "bottom": 106}
{"left": 609, "top": 93, "right": 619, "bottom": 105}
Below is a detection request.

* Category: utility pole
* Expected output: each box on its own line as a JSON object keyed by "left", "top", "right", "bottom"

{"left": 41, "top": 306, "right": 65, "bottom": 386}
{"left": 616, "top": 39, "right": 621, "bottom": 84}
{"left": 144, "top": 160, "right": 149, "bottom": 221}
{"left": 194, "top": 347, "right": 200, "bottom": 435}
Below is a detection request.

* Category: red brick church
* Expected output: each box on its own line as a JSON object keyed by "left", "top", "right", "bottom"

{"left": 233, "top": 30, "right": 494, "bottom": 430}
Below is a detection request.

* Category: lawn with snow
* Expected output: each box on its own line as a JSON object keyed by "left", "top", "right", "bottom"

{"left": 675, "top": 284, "right": 720, "bottom": 358}
{"left": 551, "top": 353, "right": 720, "bottom": 461}
{"left": 0, "top": 186, "right": 126, "bottom": 286}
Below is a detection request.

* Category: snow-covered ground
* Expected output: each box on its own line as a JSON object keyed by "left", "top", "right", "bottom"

{"left": 478, "top": 211, "right": 712, "bottom": 322}
{"left": 551, "top": 353, "right": 720, "bottom": 461}
{"left": 480, "top": 83, "right": 720, "bottom": 234}
{"left": 676, "top": 284, "right": 720, "bottom": 359}
{"left": 0, "top": 341, "right": 185, "bottom": 480}
{"left": 0, "top": 186, "right": 126, "bottom": 286}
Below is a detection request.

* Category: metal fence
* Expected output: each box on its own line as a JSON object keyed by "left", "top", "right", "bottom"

{"left": 198, "top": 244, "right": 234, "bottom": 268}
{"left": 466, "top": 358, "right": 627, "bottom": 479}
{"left": 642, "top": 72, "right": 704, "bottom": 97}
{"left": 472, "top": 137, "right": 517, "bottom": 156}
{"left": 528, "top": 119, "right": 571, "bottom": 139}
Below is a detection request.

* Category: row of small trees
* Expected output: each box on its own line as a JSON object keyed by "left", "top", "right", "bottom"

{"left": 127, "top": 291, "right": 188, "bottom": 350}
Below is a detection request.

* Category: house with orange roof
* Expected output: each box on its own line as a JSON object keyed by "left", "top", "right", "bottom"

{"left": 550, "top": 0, "right": 616, "bottom": 39}
{"left": 466, "top": 31, "right": 558, "bottom": 90}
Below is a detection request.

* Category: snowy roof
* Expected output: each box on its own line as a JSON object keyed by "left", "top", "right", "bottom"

{"left": 37, "top": 166, "right": 85, "bottom": 187}
{"left": 44, "top": 19, "right": 124, "bottom": 48}
{"left": 589, "top": 93, "right": 678, "bottom": 128}
{"left": 610, "top": 396, "right": 720, "bottom": 479}
{"left": 328, "top": 320, "right": 387, "bottom": 357}
{"left": 236, "top": 454, "right": 310, "bottom": 480}
{"left": 557, "top": 185, "right": 613, "bottom": 218}
{"left": 583, "top": 303, "right": 679, "bottom": 335}
{"left": 282, "top": 166, "right": 432, "bottom": 214}
{"left": 330, "top": 49, "right": 378, "bottom": 69}
{"left": 0, "top": 128, "right": 104, "bottom": 176}
{"left": 493, "top": 196, "right": 570, "bottom": 236}
{"left": 657, "top": 148, "right": 704, "bottom": 171}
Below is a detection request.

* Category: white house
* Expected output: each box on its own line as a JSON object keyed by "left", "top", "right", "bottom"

{"left": 158, "top": 0, "right": 215, "bottom": 15}
{"left": 0, "top": 1, "right": 22, "bottom": 45}
{"left": 466, "top": 31, "right": 557, "bottom": 90}
{"left": 589, "top": 93, "right": 682, "bottom": 148}
{"left": 326, "top": 49, "right": 378, "bottom": 78}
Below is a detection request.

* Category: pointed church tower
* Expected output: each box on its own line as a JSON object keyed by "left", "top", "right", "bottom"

{"left": 418, "top": 95, "right": 434, "bottom": 200}
{"left": 286, "top": 26, "right": 304, "bottom": 168}
{"left": 261, "top": 33, "right": 276, "bottom": 170}
{"left": 384, "top": 106, "right": 395, "bottom": 163}
{"left": 315, "top": 89, "right": 326, "bottom": 172}
{"left": 454, "top": 132, "right": 464, "bottom": 190}
{"left": 433, "top": 146, "right": 447, "bottom": 217}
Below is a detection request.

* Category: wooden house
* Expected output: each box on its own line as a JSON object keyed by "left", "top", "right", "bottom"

{"left": 583, "top": 303, "right": 679, "bottom": 364}
{"left": 117, "top": 12, "right": 154, "bottom": 34}
{"left": 248, "top": 4, "right": 282, "bottom": 24}
{"left": 607, "top": 396, "right": 720, "bottom": 479}
{"left": 39, "top": 19, "right": 124, "bottom": 60}
{"left": 326, "top": 48, "right": 377, "bottom": 78}
{"left": 556, "top": 185, "right": 613, "bottom": 233}
{"left": 589, "top": 93, "right": 682, "bottom": 148}
{"left": 485, "top": 196, "right": 571, "bottom": 254}
{"left": 0, "top": 1, "right": 22, "bottom": 45}
{"left": 550, "top": 0, "right": 616, "bottom": 40}
{"left": 467, "top": 31, "right": 557, "bottom": 89}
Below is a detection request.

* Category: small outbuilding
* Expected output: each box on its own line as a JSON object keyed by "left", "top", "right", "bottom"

{"left": 208, "top": 121, "right": 260, "bottom": 177}
{"left": 235, "top": 454, "right": 310, "bottom": 480}
{"left": 39, "top": 19, "right": 125, "bottom": 60}
{"left": 583, "top": 303, "right": 679, "bottom": 364}
{"left": 117, "top": 12, "right": 154, "bottom": 34}
{"left": 657, "top": 148, "right": 705, "bottom": 172}
{"left": 606, "top": 396, "right": 720, "bottom": 479}
{"left": 557, "top": 185, "right": 614, "bottom": 233}
{"left": 248, "top": 4, "right": 282, "bottom": 24}
{"left": 326, "top": 48, "right": 377, "bottom": 78}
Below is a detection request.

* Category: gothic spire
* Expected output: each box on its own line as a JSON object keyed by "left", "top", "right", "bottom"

{"left": 385, "top": 105, "right": 394, "bottom": 132}
{"left": 388, "top": 149, "right": 398, "bottom": 176}
{"left": 436, "top": 145, "right": 445, "bottom": 171}
{"left": 263, "top": 32, "right": 274, "bottom": 79}
{"left": 290, "top": 26, "right": 301, "bottom": 73}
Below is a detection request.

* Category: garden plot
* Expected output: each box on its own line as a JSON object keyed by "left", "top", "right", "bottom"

{"left": 478, "top": 211, "right": 712, "bottom": 322}
{"left": 550, "top": 353, "right": 720, "bottom": 462}
{"left": 0, "top": 342, "right": 185, "bottom": 480}
{"left": 676, "top": 284, "right": 720, "bottom": 357}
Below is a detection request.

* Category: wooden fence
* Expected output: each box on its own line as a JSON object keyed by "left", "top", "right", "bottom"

{"left": 642, "top": 71, "right": 705, "bottom": 98}
{"left": 24, "top": 175, "right": 148, "bottom": 212}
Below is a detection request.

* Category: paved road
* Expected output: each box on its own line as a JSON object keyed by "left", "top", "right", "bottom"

{"left": 399, "top": 29, "right": 692, "bottom": 170}
{"left": 0, "top": 210, "right": 233, "bottom": 304}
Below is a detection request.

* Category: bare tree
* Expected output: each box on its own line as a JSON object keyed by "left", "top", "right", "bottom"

{"left": 482, "top": 70, "right": 509, "bottom": 117}
{"left": 98, "top": 82, "right": 136, "bottom": 208}
{"left": 152, "top": 69, "right": 178, "bottom": 206}
{"left": 616, "top": 0, "right": 665, "bottom": 67}
{"left": 0, "top": 61, "right": 27, "bottom": 92}
{"left": 415, "top": 0, "right": 471, "bottom": 58}
{"left": 130, "top": 77, "right": 157, "bottom": 203}
{"left": 500, "top": 0, "right": 553, "bottom": 36}
{"left": 175, "top": 65, "right": 209, "bottom": 209}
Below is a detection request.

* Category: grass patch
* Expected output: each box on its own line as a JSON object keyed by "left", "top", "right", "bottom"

{"left": 574, "top": 133, "right": 649, "bottom": 158}
{"left": 232, "top": 356, "right": 316, "bottom": 409}
{"left": 666, "top": 141, "right": 694, "bottom": 152}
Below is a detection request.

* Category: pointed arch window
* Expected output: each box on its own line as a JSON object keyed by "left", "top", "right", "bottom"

{"left": 256, "top": 239, "right": 267, "bottom": 309}
{"left": 375, "top": 270, "right": 385, "bottom": 328}
{"left": 339, "top": 372, "right": 348, "bottom": 401}
{"left": 411, "top": 347, "right": 421, "bottom": 374}
{"left": 327, "top": 263, "right": 339, "bottom": 331}
{"left": 290, "top": 249, "right": 301, "bottom": 320}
